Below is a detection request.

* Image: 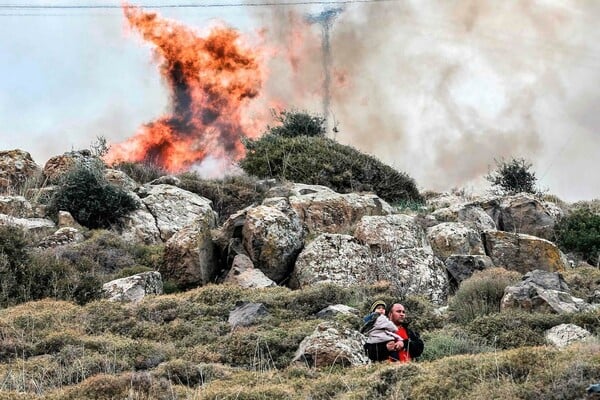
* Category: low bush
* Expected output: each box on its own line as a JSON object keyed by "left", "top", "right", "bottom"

{"left": 48, "top": 162, "right": 138, "bottom": 229}
{"left": 449, "top": 268, "right": 521, "bottom": 324}
{"left": 112, "top": 161, "right": 167, "bottom": 184}
{"left": 420, "top": 327, "right": 494, "bottom": 361}
{"left": 555, "top": 208, "right": 600, "bottom": 266}
{"left": 240, "top": 134, "right": 422, "bottom": 204}
{"left": 177, "top": 173, "right": 268, "bottom": 223}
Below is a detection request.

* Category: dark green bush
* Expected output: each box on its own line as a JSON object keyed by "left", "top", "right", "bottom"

{"left": 268, "top": 109, "right": 326, "bottom": 138}
{"left": 449, "top": 268, "right": 522, "bottom": 324}
{"left": 48, "top": 162, "right": 138, "bottom": 229}
{"left": 485, "top": 157, "right": 537, "bottom": 194}
{"left": 240, "top": 134, "right": 422, "bottom": 204}
{"left": 177, "top": 173, "right": 268, "bottom": 223}
{"left": 555, "top": 208, "right": 600, "bottom": 266}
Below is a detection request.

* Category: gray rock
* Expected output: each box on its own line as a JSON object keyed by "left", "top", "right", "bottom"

{"left": 228, "top": 302, "right": 269, "bottom": 329}
{"left": 0, "top": 196, "right": 34, "bottom": 218}
{"left": 316, "top": 304, "right": 360, "bottom": 319}
{"left": 430, "top": 203, "right": 496, "bottom": 232}
{"left": 0, "top": 149, "right": 41, "bottom": 192}
{"left": 545, "top": 324, "right": 591, "bottom": 348}
{"left": 426, "top": 222, "right": 485, "bottom": 261}
{"left": 103, "top": 271, "right": 163, "bottom": 303}
{"left": 445, "top": 254, "right": 495, "bottom": 286}
{"left": 37, "top": 227, "right": 84, "bottom": 248}
{"left": 292, "top": 322, "right": 369, "bottom": 367}
{"left": 223, "top": 255, "right": 277, "bottom": 289}
{"left": 354, "top": 214, "right": 427, "bottom": 250}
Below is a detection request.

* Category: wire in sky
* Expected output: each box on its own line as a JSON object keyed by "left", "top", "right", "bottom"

{"left": 0, "top": 0, "right": 398, "bottom": 9}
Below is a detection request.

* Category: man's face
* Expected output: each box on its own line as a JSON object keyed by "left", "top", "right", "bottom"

{"left": 388, "top": 304, "right": 406, "bottom": 325}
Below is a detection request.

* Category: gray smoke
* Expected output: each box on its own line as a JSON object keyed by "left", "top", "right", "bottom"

{"left": 252, "top": 0, "right": 600, "bottom": 201}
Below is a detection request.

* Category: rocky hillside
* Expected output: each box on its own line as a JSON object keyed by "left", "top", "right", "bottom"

{"left": 0, "top": 148, "right": 598, "bottom": 400}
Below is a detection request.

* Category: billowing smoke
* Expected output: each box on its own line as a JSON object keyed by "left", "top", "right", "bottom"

{"left": 252, "top": 0, "right": 600, "bottom": 200}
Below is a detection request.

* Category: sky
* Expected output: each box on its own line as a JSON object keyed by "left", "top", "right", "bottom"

{"left": 0, "top": 0, "right": 599, "bottom": 202}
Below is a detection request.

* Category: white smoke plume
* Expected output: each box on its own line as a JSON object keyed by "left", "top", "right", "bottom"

{"left": 252, "top": 0, "right": 600, "bottom": 201}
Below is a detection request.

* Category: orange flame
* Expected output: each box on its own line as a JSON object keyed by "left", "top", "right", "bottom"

{"left": 105, "top": 3, "right": 265, "bottom": 172}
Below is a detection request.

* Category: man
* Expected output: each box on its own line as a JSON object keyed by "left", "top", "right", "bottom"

{"left": 385, "top": 303, "right": 424, "bottom": 362}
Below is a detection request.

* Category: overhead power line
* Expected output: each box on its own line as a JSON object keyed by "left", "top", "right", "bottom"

{"left": 0, "top": 0, "right": 398, "bottom": 9}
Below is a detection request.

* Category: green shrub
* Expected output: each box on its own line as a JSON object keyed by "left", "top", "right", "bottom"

{"left": 240, "top": 134, "right": 422, "bottom": 204}
{"left": 268, "top": 109, "right": 326, "bottom": 138}
{"left": 449, "top": 268, "right": 522, "bottom": 324}
{"left": 485, "top": 157, "right": 537, "bottom": 194}
{"left": 48, "top": 162, "right": 138, "bottom": 229}
{"left": 420, "top": 327, "right": 494, "bottom": 361}
{"left": 555, "top": 208, "right": 600, "bottom": 266}
{"left": 177, "top": 173, "right": 268, "bottom": 223}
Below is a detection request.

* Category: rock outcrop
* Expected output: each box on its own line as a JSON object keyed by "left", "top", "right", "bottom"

{"left": 103, "top": 271, "right": 163, "bottom": 303}
{"left": 0, "top": 150, "right": 41, "bottom": 193}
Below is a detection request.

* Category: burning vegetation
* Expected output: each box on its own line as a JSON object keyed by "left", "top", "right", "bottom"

{"left": 105, "top": 3, "right": 265, "bottom": 172}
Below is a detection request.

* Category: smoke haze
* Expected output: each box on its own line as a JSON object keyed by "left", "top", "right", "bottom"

{"left": 253, "top": 0, "right": 600, "bottom": 200}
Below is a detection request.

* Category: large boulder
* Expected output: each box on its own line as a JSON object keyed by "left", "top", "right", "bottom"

{"left": 291, "top": 322, "right": 368, "bottom": 367}
{"left": 119, "top": 208, "right": 162, "bottom": 244}
{"left": 501, "top": 270, "right": 592, "bottom": 313}
{"left": 430, "top": 203, "right": 496, "bottom": 232}
{"left": 103, "top": 168, "right": 138, "bottom": 192}
{"left": 162, "top": 212, "right": 218, "bottom": 289}
{"left": 265, "top": 187, "right": 393, "bottom": 235}
{"left": 242, "top": 205, "right": 305, "bottom": 283}
{"left": 484, "top": 230, "right": 567, "bottom": 274}
{"left": 292, "top": 234, "right": 448, "bottom": 304}
{"left": 479, "top": 193, "right": 559, "bottom": 240}
{"left": 0, "top": 150, "right": 41, "bottom": 193}
{"left": 354, "top": 214, "right": 427, "bottom": 251}
{"left": 102, "top": 271, "right": 163, "bottom": 303}
{"left": 426, "top": 222, "right": 485, "bottom": 261}
{"left": 136, "top": 184, "right": 216, "bottom": 242}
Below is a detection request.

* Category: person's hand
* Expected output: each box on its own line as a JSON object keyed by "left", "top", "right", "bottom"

{"left": 387, "top": 340, "right": 404, "bottom": 351}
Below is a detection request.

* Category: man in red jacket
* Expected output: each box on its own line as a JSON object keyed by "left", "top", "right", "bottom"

{"left": 385, "top": 303, "right": 424, "bottom": 362}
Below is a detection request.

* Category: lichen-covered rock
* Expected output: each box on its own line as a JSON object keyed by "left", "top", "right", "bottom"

{"left": 430, "top": 203, "right": 496, "bottom": 232}
{"left": 479, "top": 193, "right": 559, "bottom": 240}
{"left": 104, "top": 168, "right": 138, "bottom": 192}
{"left": 316, "top": 304, "right": 360, "bottom": 319}
{"left": 137, "top": 184, "right": 216, "bottom": 242}
{"left": 484, "top": 230, "right": 567, "bottom": 273}
{"left": 102, "top": 271, "right": 163, "bottom": 303}
{"left": 545, "top": 324, "right": 592, "bottom": 348}
{"left": 281, "top": 189, "right": 394, "bottom": 235}
{"left": 0, "top": 150, "right": 41, "bottom": 193}
{"left": 228, "top": 302, "right": 269, "bottom": 329}
{"left": 162, "top": 212, "right": 217, "bottom": 289}
{"left": 501, "top": 270, "right": 592, "bottom": 313}
{"left": 292, "top": 234, "right": 448, "bottom": 304}
{"left": 426, "top": 222, "right": 485, "bottom": 261}
{"left": 242, "top": 205, "right": 305, "bottom": 283}
{"left": 0, "top": 195, "right": 34, "bottom": 218}
{"left": 354, "top": 214, "right": 427, "bottom": 250}
{"left": 0, "top": 213, "right": 55, "bottom": 233}
{"left": 119, "top": 207, "right": 162, "bottom": 244}
{"left": 291, "top": 322, "right": 369, "bottom": 367}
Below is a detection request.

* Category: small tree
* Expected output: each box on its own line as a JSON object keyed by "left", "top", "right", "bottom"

{"left": 485, "top": 157, "right": 537, "bottom": 194}
{"left": 268, "top": 109, "right": 326, "bottom": 138}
